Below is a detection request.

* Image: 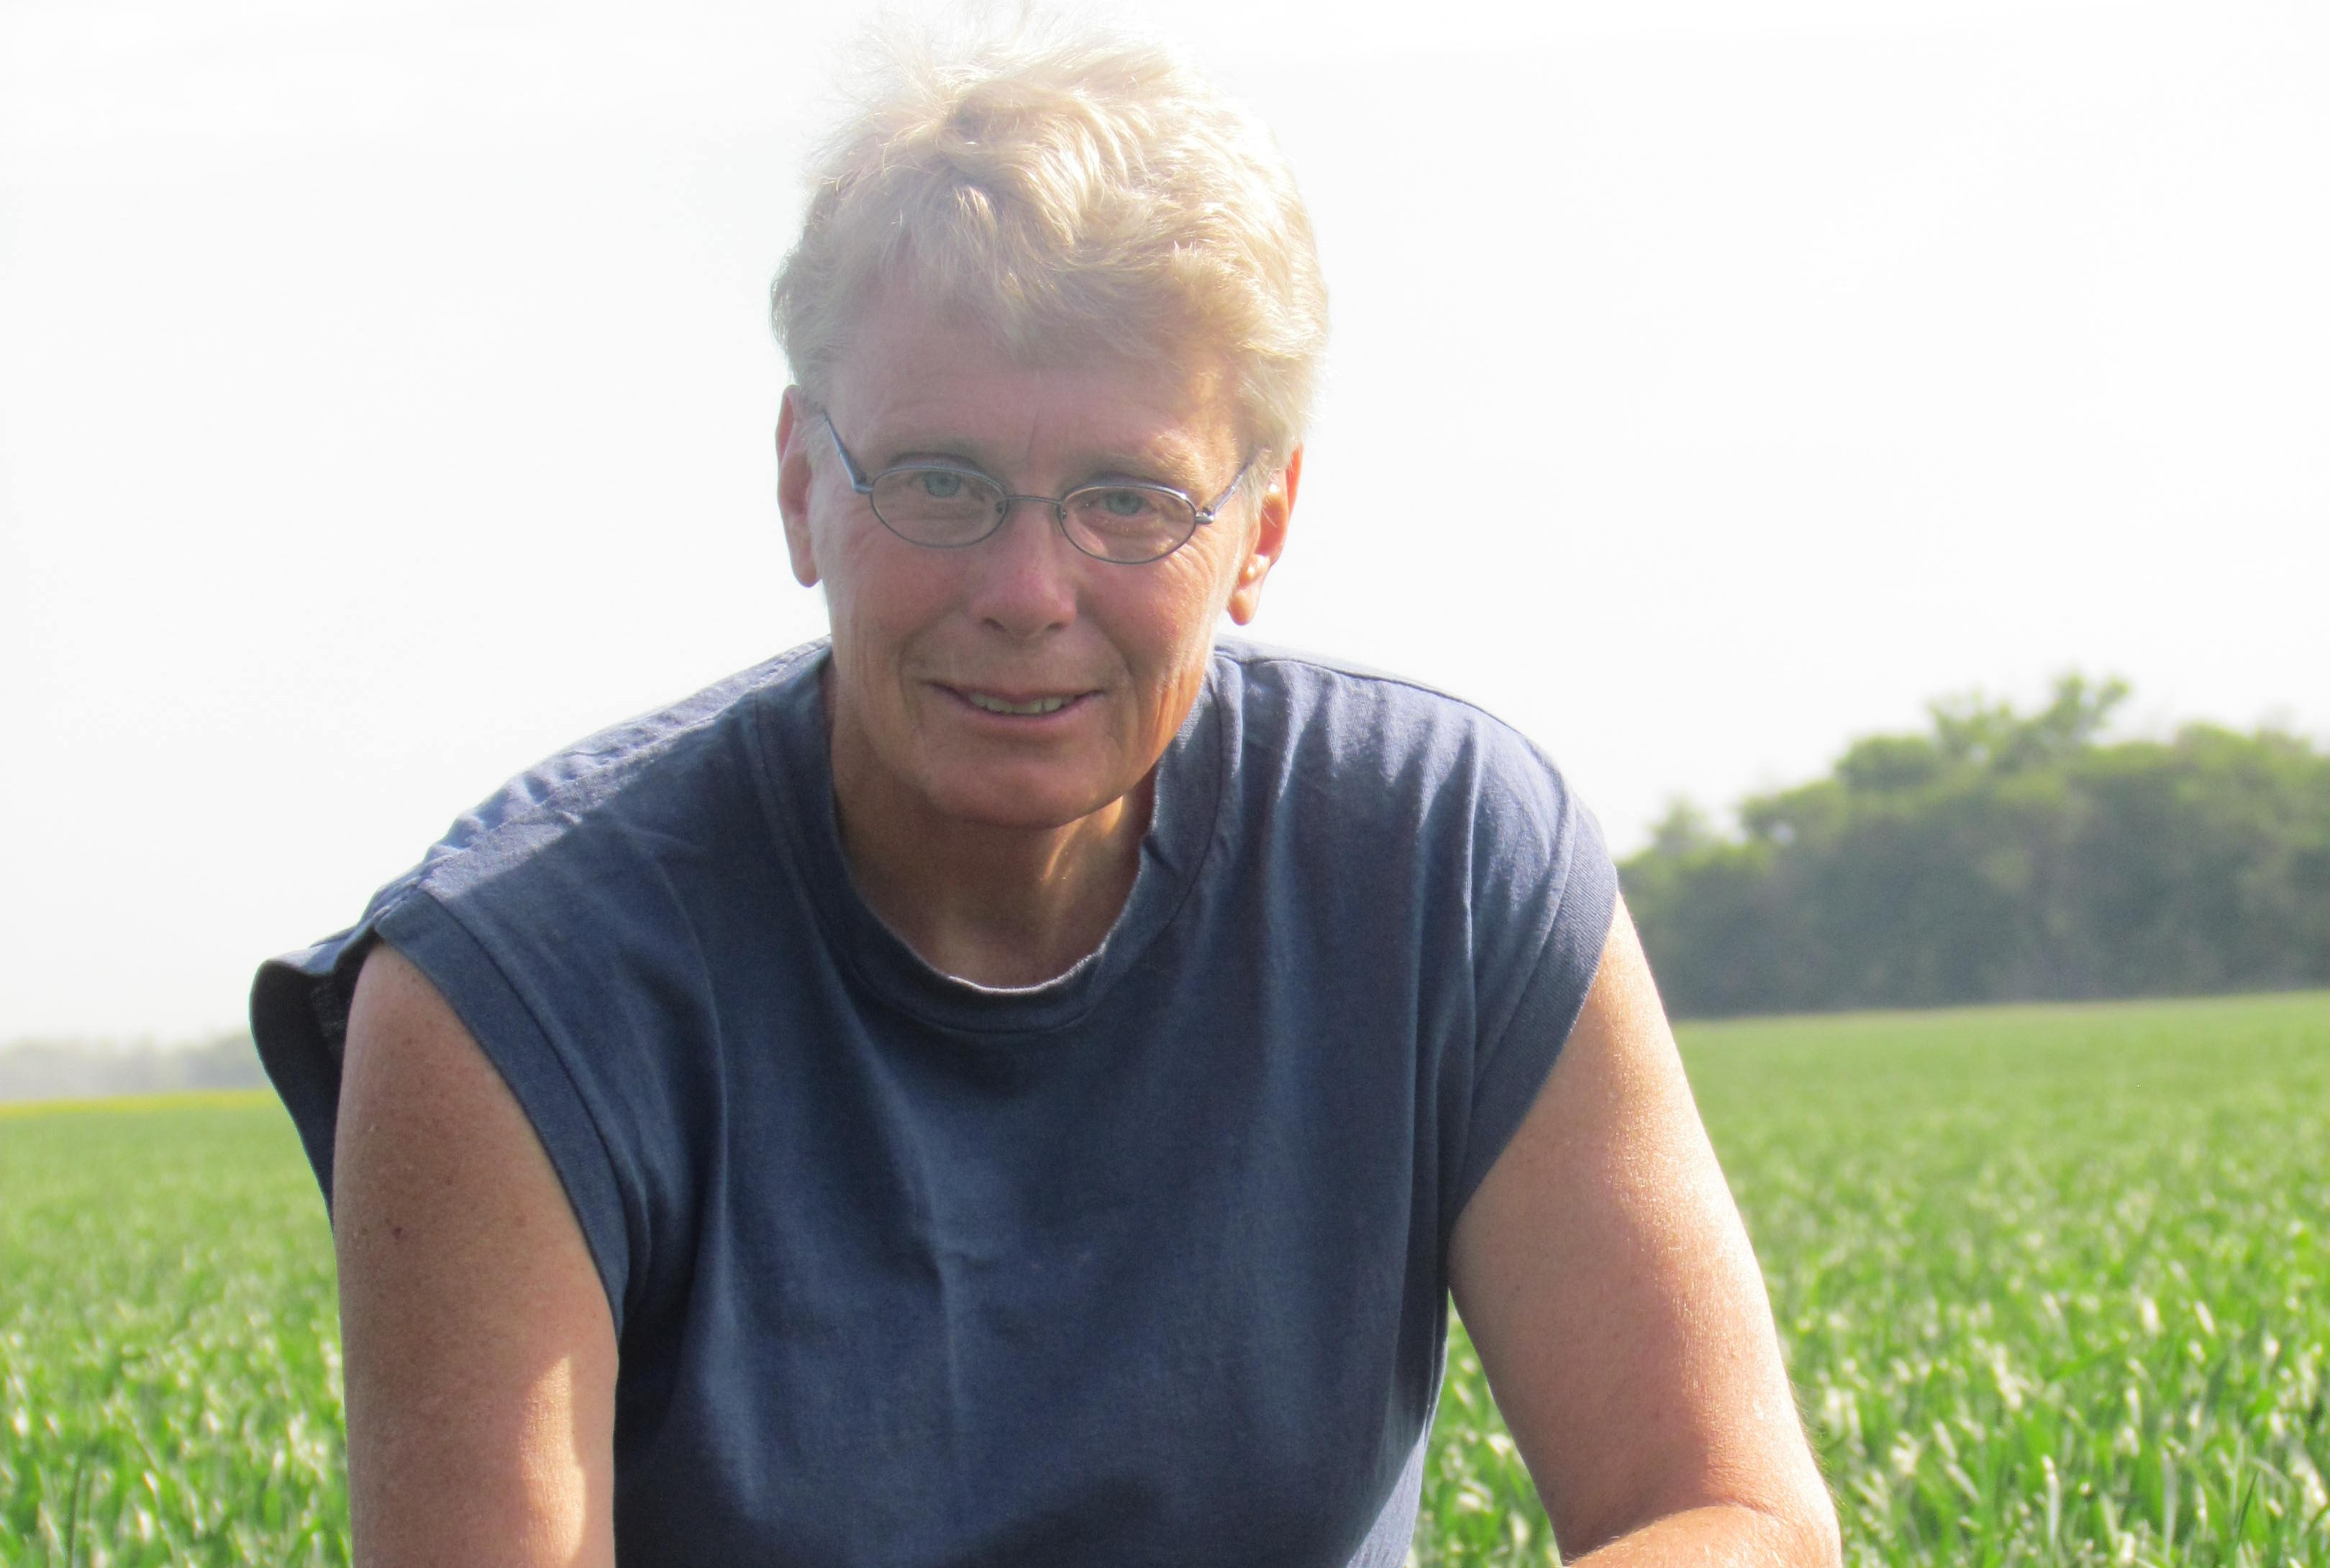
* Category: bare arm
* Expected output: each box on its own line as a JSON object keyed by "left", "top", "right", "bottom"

{"left": 1448, "top": 899, "right": 1839, "bottom": 1566}
{"left": 334, "top": 942, "right": 619, "bottom": 1567}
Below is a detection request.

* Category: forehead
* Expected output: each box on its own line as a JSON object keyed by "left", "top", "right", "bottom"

{"left": 825, "top": 287, "right": 1242, "bottom": 478}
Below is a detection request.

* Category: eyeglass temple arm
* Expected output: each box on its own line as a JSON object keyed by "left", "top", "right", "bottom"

{"left": 1195, "top": 454, "right": 1260, "bottom": 524}
{"left": 816, "top": 410, "right": 877, "bottom": 494}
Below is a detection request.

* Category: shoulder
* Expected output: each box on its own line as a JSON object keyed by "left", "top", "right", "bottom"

{"left": 368, "top": 638, "right": 832, "bottom": 1098}
{"left": 367, "top": 645, "right": 832, "bottom": 1308}
{"left": 1212, "top": 637, "right": 1558, "bottom": 770}
{"left": 1200, "top": 637, "right": 1615, "bottom": 1011}
{"left": 1211, "top": 636, "right": 1513, "bottom": 731}
{"left": 1207, "top": 637, "right": 1594, "bottom": 849}
{"left": 1198, "top": 643, "right": 1621, "bottom": 1231}
{"left": 255, "top": 643, "right": 833, "bottom": 1313}
{"left": 406, "top": 639, "right": 827, "bottom": 908}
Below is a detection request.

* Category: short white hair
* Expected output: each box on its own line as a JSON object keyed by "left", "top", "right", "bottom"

{"left": 770, "top": 18, "right": 1329, "bottom": 460}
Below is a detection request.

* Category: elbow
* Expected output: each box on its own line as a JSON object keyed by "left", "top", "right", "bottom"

{"left": 1763, "top": 1490, "right": 1844, "bottom": 1568}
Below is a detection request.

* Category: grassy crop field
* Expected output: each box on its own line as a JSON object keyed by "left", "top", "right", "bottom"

{"left": 1424, "top": 990, "right": 2330, "bottom": 1567}
{"left": 4, "top": 991, "right": 2326, "bottom": 1566}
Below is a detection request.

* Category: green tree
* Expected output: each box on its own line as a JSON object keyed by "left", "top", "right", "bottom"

{"left": 1622, "top": 678, "right": 2330, "bottom": 1016}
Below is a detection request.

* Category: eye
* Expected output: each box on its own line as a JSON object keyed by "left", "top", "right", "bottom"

{"left": 917, "top": 470, "right": 966, "bottom": 499}
{"left": 1096, "top": 488, "right": 1158, "bottom": 519}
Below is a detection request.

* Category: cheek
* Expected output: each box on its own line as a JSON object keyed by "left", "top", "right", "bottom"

{"left": 1141, "top": 552, "right": 1242, "bottom": 650}
{"left": 1103, "top": 565, "right": 1237, "bottom": 724}
{"left": 822, "top": 529, "right": 947, "bottom": 639}
{"left": 1106, "top": 593, "right": 1214, "bottom": 688}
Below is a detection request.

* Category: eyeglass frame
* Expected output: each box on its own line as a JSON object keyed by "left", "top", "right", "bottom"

{"left": 808, "top": 409, "right": 1257, "bottom": 566}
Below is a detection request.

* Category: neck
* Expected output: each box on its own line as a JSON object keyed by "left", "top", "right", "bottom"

{"left": 827, "top": 724, "right": 1150, "bottom": 992}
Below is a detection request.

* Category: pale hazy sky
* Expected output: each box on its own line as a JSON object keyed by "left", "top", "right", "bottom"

{"left": 3, "top": 0, "right": 2324, "bottom": 1042}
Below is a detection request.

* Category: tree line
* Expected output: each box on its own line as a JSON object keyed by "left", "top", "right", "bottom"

{"left": 0, "top": 1032, "right": 265, "bottom": 1103}
{"left": 1620, "top": 677, "right": 2330, "bottom": 1017}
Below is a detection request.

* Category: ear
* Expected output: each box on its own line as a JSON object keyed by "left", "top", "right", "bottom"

{"left": 1226, "top": 445, "right": 1299, "bottom": 626}
{"left": 775, "top": 386, "right": 822, "bottom": 589}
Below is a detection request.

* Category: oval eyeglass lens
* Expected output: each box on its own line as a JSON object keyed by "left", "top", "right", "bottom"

{"left": 1064, "top": 486, "right": 1193, "bottom": 562}
{"left": 873, "top": 468, "right": 1005, "bottom": 544}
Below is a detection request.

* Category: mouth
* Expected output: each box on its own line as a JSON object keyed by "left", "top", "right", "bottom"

{"left": 965, "top": 692, "right": 1073, "bottom": 716}
{"left": 939, "top": 683, "right": 1095, "bottom": 718}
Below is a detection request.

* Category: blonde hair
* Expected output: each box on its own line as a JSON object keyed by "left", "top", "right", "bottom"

{"left": 770, "top": 19, "right": 1328, "bottom": 460}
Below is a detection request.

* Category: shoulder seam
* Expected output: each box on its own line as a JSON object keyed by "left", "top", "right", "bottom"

{"left": 1213, "top": 639, "right": 1555, "bottom": 760}
{"left": 421, "top": 639, "right": 828, "bottom": 880}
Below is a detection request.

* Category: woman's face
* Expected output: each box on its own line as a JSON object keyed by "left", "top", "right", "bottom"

{"left": 778, "top": 291, "right": 1295, "bottom": 839}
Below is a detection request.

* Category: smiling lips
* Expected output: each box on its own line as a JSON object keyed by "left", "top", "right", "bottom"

{"left": 948, "top": 685, "right": 1091, "bottom": 717}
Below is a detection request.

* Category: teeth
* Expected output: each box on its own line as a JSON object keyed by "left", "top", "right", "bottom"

{"left": 966, "top": 692, "right": 1071, "bottom": 716}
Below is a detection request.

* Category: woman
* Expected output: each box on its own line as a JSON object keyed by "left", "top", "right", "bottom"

{"left": 254, "top": 24, "right": 1839, "bottom": 1567}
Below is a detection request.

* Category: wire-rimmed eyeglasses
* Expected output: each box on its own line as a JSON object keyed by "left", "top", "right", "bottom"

{"left": 810, "top": 411, "right": 1253, "bottom": 566}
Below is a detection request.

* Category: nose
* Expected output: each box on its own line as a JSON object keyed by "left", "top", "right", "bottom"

{"left": 962, "top": 498, "right": 1080, "bottom": 639}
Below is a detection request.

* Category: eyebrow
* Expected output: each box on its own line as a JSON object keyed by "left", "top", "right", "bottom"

{"left": 875, "top": 438, "right": 1214, "bottom": 493}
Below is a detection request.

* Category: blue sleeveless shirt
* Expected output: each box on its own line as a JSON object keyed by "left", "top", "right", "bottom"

{"left": 253, "top": 638, "right": 1616, "bottom": 1567}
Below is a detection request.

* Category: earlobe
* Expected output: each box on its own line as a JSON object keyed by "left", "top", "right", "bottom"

{"left": 775, "top": 388, "right": 822, "bottom": 588}
{"left": 1226, "top": 563, "right": 1270, "bottom": 625}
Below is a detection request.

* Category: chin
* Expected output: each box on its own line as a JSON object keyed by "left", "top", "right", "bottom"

{"left": 919, "top": 768, "right": 1134, "bottom": 833}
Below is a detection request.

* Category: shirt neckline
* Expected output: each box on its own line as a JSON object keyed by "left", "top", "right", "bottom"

{"left": 752, "top": 641, "right": 1227, "bottom": 1038}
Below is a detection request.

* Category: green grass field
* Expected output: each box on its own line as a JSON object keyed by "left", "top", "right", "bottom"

{"left": 4, "top": 992, "right": 2326, "bottom": 1566}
